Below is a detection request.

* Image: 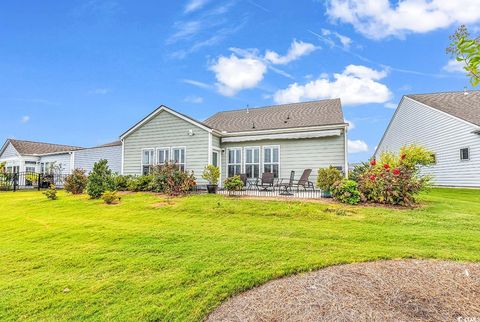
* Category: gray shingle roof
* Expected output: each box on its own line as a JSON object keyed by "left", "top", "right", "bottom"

{"left": 8, "top": 139, "right": 83, "bottom": 155}
{"left": 407, "top": 90, "right": 480, "bottom": 127}
{"left": 203, "top": 99, "right": 345, "bottom": 132}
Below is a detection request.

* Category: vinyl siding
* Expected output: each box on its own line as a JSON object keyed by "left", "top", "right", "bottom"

{"left": 221, "top": 133, "right": 346, "bottom": 183}
{"left": 73, "top": 145, "right": 122, "bottom": 174}
{"left": 0, "top": 142, "right": 19, "bottom": 160}
{"left": 123, "top": 110, "right": 209, "bottom": 180}
{"left": 376, "top": 97, "right": 480, "bottom": 187}
{"left": 38, "top": 153, "right": 72, "bottom": 174}
{"left": 212, "top": 134, "right": 221, "bottom": 149}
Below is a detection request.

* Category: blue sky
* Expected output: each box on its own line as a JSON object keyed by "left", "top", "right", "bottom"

{"left": 1, "top": 0, "right": 477, "bottom": 162}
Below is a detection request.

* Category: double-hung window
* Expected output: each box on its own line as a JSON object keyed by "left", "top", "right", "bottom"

{"left": 157, "top": 148, "right": 170, "bottom": 165}
{"left": 172, "top": 147, "right": 186, "bottom": 171}
{"left": 227, "top": 148, "right": 242, "bottom": 177}
{"left": 142, "top": 149, "right": 155, "bottom": 175}
{"left": 244, "top": 147, "right": 260, "bottom": 179}
{"left": 263, "top": 146, "right": 279, "bottom": 178}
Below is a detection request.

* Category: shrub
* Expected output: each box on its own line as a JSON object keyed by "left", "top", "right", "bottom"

{"left": 112, "top": 174, "right": 130, "bottom": 191}
{"left": 331, "top": 179, "right": 361, "bottom": 205}
{"left": 26, "top": 173, "right": 39, "bottom": 185}
{"left": 316, "top": 166, "right": 343, "bottom": 192}
{"left": 126, "top": 175, "right": 153, "bottom": 192}
{"left": 202, "top": 165, "right": 220, "bottom": 185}
{"left": 43, "top": 185, "right": 57, "bottom": 200}
{"left": 64, "top": 169, "right": 88, "bottom": 194}
{"left": 224, "top": 175, "right": 244, "bottom": 193}
{"left": 102, "top": 191, "right": 121, "bottom": 204}
{"left": 87, "top": 160, "right": 114, "bottom": 199}
{"left": 358, "top": 144, "right": 434, "bottom": 206}
{"left": 349, "top": 162, "right": 369, "bottom": 182}
{"left": 149, "top": 162, "right": 196, "bottom": 196}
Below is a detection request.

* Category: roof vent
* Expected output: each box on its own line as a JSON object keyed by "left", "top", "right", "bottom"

{"left": 246, "top": 104, "right": 250, "bottom": 113}
{"left": 252, "top": 121, "right": 256, "bottom": 129}
{"left": 464, "top": 87, "right": 469, "bottom": 95}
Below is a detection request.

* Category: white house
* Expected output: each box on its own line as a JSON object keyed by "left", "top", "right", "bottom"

{"left": 375, "top": 90, "right": 480, "bottom": 187}
{"left": 0, "top": 139, "right": 122, "bottom": 174}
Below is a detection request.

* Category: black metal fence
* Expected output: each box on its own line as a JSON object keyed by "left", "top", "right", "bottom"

{"left": 192, "top": 185, "right": 324, "bottom": 199}
{"left": 0, "top": 172, "right": 68, "bottom": 192}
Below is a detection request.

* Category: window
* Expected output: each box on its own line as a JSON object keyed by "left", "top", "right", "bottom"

{"left": 460, "top": 148, "right": 470, "bottom": 161}
{"left": 142, "top": 149, "right": 155, "bottom": 175}
{"left": 227, "top": 148, "right": 242, "bottom": 177}
{"left": 157, "top": 148, "right": 170, "bottom": 165}
{"left": 172, "top": 147, "right": 186, "bottom": 171}
{"left": 26, "top": 166, "right": 36, "bottom": 173}
{"left": 212, "top": 151, "right": 219, "bottom": 167}
{"left": 244, "top": 147, "right": 260, "bottom": 179}
{"left": 263, "top": 146, "right": 279, "bottom": 178}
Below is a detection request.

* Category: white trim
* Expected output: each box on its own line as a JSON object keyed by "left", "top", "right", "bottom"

{"left": 243, "top": 146, "right": 261, "bottom": 179}
{"left": 262, "top": 145, "right": 280, "bottom": 178}
{"left": 212, "top": 147, "right": 222, "bottom": 186}
{"left": 171, "top": 146, "right": 187, "bottom": 171}
{"left": 226, "top": 147, "right": 242, "bottom": 177}
{"left": 221, "top": 129, "right": 342, "bottom": 143}
{"left": 344, "top": 128, "right": 348, "bottom": 178}
{"left": 221, "top": 124, "right": 348, "bottom": 137}
{"left": 208, "top": 133, "right": 212, "bottom": 165}
{"left": 70, "top": 151, "right": 75, "bottom": 174}
{"left": 120, "top": 106, "right": 212, "bottom": 139}
{"left": 121, "top": 139, "right": 125, "bottom": 175}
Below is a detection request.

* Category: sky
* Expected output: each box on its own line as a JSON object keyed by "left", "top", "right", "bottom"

{"left": 1, "top": 0, "right": 478, "bottom": 162}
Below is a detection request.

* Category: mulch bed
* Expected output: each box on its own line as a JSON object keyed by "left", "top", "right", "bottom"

{"left": 207, "top": 260, "right": 480, "bottom": 322}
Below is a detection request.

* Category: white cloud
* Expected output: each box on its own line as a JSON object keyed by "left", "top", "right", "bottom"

{"left": 320, "top": 28, "right": 352, "bottom": 48}
{"left": 384, "top": 102, "right": 397, "bottom": 109}
{"left": 348, "top": 139, "right": 369, "bottom": 153}
{"left": 88, "top": 88, "right": 110, "bottom": 95}
{"left": 184, "top": 95, "right": 204, "bottom": 103}
{"left": 346, "top": 119, "right": 355, "bottom": 130}
{"left": 443, "top": 59, "right": 465, "bottom": 73}
{"left": 265, "top": 39, "right": 318, "bottom": 65}
{"left": 182, "top": 79, "right": 212, "bottom": 89}
{"left": 326, "top": 0, "right": 480, "bottom": 39}
{"left": 273, "top": 64, "right": 392, "bottom": 105}
{"left": 20, "top": 116, "right": 30, "bottom": 124}
{"left": 184, "top": 0, "right": 209, "bottom": 13}
{"left": 210, "top": 54, "right": 267, "bottom": 96}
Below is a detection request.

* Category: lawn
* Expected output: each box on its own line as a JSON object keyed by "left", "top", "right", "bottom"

{"left": 0, "top": 188, "right": 479, "bottom": 321}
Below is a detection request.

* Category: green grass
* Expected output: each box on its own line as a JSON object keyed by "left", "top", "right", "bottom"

{"left": 0, "top": 188, "right": 479, "bottom": 321}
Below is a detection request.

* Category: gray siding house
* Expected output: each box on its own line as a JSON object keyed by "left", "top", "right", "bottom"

{"left": 375, "top": 90, "right": 480, "bottom": 187}
{"left": 120, "top": 99, "right": 349, "bottom": 184}
{"left": 0, "top": 139, "right": 122, "bottom": 174}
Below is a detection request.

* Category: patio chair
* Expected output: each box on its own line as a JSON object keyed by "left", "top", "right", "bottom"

{"left": 277, "top": 170, "right": 295, "bottom": 195}
{"left": 239, "top": 173, "right": 248, "bottom": 189}
{"left": 293, "top": 169, "right": 314, "bottom": 191}
{"left": 255, "top": 172, "right": 275, "bottom": 191}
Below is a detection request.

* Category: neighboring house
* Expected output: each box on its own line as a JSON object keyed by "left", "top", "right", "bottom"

{"left": 120, "top": 99, "right": 349, "bottom": 184}
{"left": 375, "top": 90, "right": 480, "bottom": 187}
{"left": 0, "top": 139, "right": 122, "bottom": 174}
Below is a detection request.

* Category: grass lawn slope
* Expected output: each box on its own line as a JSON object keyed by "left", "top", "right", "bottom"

{"left": 0, "top": 188, "right": 479, "bottom": 321}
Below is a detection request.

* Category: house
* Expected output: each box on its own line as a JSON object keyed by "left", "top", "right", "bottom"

{"left": 375, "top": 90, "right": 480, "bottom": 187}
{"left": 0, "top": 139, "right": 122, "bottom": 175}
{"left": 120, "top": 99, "right": 349, "bottom": 184}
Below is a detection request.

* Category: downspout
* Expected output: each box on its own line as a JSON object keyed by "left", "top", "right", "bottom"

{"left": 121, "top": 139, "right": 125, "bottom": 175}
{"left": 344, "top": 126, "right": 348, "bottom": 179}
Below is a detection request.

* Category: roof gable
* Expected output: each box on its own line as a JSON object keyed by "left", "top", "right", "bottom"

{"left": 203, "top": 99, "right": 345, "bottom": 133}
{"left": 120, "top": 105, "right": 213, "bottom": 139}
{"left": 0, "top": 141, "right": 19, "bottom": 159}
{"left": 1, "top": 139, "right": 82, "bottom": 156}
{"left": 406, "top": 90, "right": 480, "bottom": 127}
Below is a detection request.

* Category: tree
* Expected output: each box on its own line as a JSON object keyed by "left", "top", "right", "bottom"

{"left": 447, "top": 25, "right": 480, "bottom": 87}
{"left": 86, "top": 159, "right": 114, "bottom": 199}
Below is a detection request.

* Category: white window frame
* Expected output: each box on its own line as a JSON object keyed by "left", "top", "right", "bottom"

{"left": 156, "top": 147, "right": 170, "bottom": 165}
{"left": 460, "top": 147, "right": 470, "bottom": 161}
{"left": 244, "top": 146, "right": 260, "bottom": 179}
{"left": 262, "top": 145, "right": 280, "bottom": 178}
{"left": 227, "top": 147, "right": 242, "bottom": 177}
{"left": 141, "top": 148, "right": 155, "bottom": 174}
{"left": 171, "top": 146, "right": 187, "bottom": 171}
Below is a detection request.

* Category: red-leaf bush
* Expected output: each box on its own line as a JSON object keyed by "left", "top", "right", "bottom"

{"left": 357, "top": 145, "right": 434, "bottom": 206}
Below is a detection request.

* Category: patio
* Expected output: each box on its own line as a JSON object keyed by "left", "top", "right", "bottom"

{"left": 216, "top": 187, "right": 325, "bottom": 199}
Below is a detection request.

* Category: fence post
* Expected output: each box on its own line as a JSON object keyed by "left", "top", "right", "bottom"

{"left": 38, "top": 173, "right": 42, "bottom": 191}
{"left": 13, "top": 173, "right": 18, "bottom": 192}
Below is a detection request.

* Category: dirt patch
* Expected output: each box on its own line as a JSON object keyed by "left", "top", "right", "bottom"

{"left": 151, "top": 201, "right": 175, "bottom": 208}
{"left": 206, "top": 260, "right": 480, "bottom": 322}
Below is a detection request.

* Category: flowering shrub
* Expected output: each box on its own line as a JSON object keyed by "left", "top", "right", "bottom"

{"left": 357, "top": 145, "right": 434, "bottom": 206}
{"left": 331, "top": 179, "right": 360, "bottom": 205}
{"left": 64, "top": 169, "right": 88, "bottom": 194}
{"left": 149, "top": 162, "right": 196, "bottom": 196}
